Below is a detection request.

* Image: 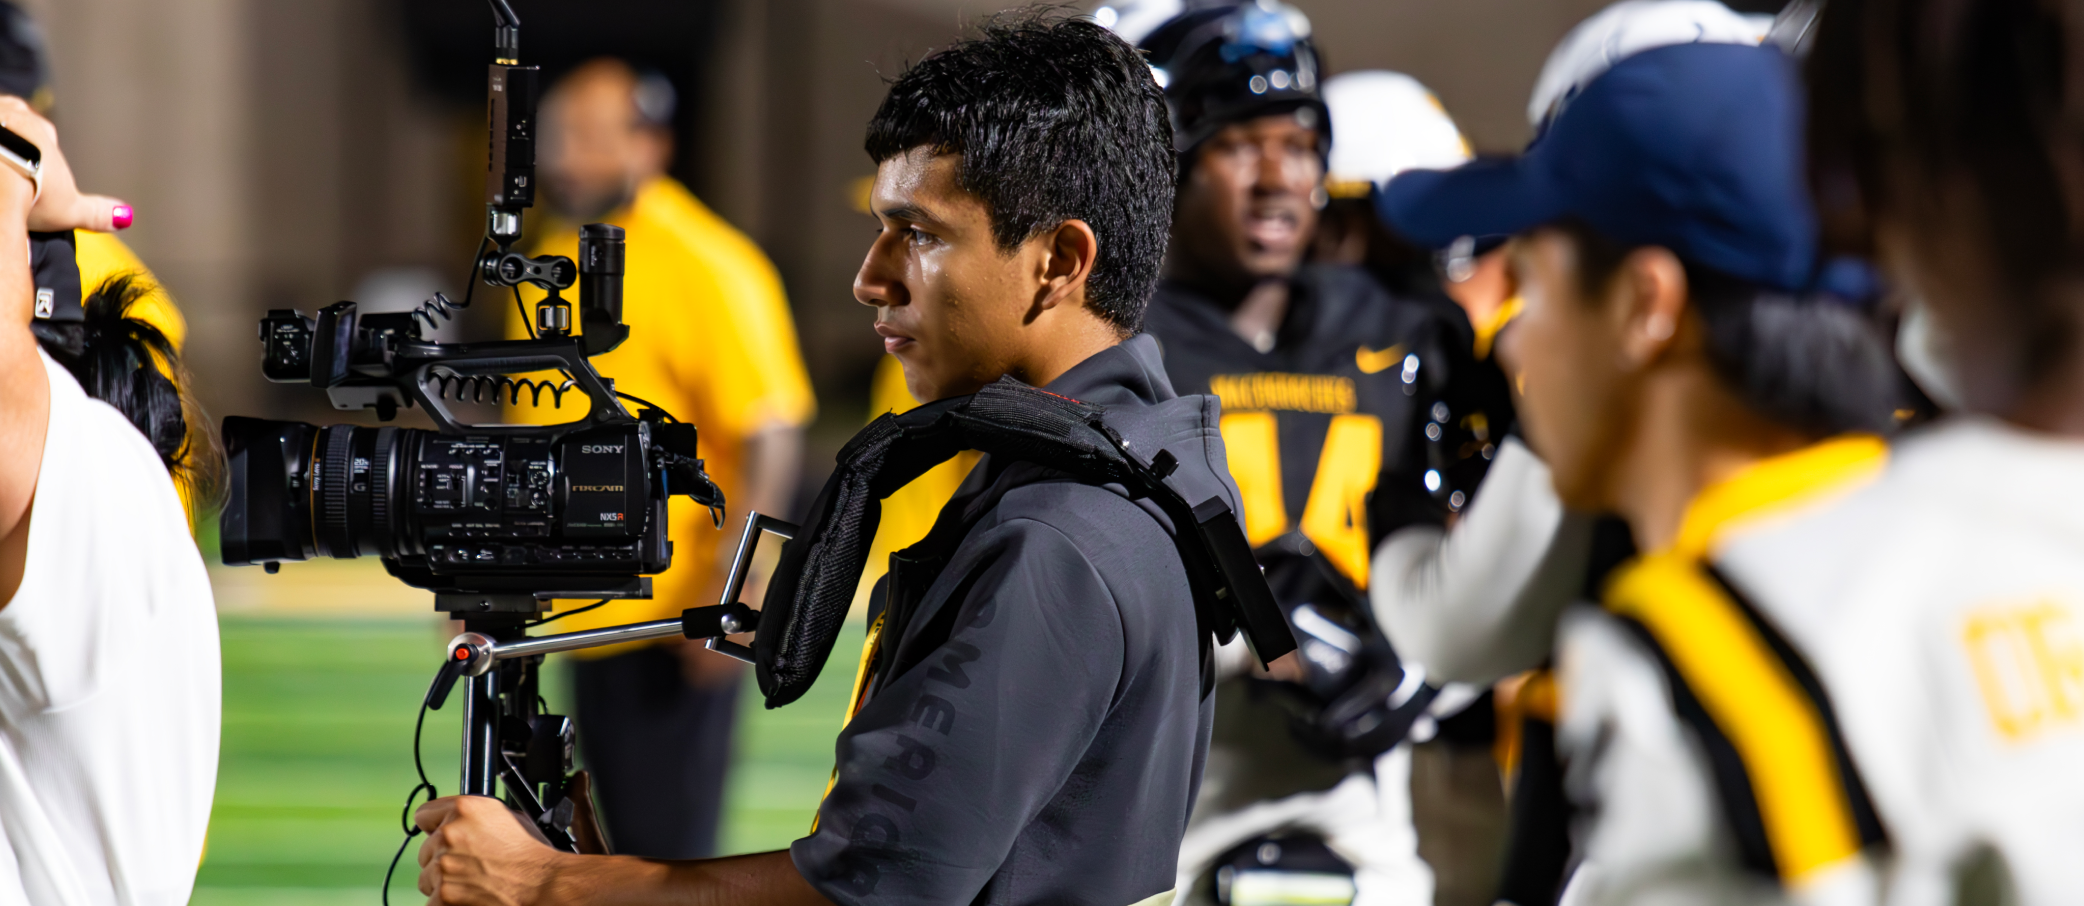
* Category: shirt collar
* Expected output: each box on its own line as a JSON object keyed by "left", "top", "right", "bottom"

{"left": 1670, "top": 434, "right": 1889, "bottom": 561}
{"left": 1042, "top": 334, "right": 1177, "bottom": 409}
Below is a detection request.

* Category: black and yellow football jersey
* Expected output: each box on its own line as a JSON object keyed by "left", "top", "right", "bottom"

{"left": 1144, "top": 263, "right": 1461, "bottom": 595}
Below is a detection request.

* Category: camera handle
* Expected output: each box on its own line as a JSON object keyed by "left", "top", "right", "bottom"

{"left": 426, "top": 512, "right": 800, "bottom": 849}
{"left": 391, "top": 335, "right": 630, "bottom": 435}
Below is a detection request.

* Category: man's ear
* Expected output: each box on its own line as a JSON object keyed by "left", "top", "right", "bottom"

{"left": 1035, "top": 219, "right": 1099, "bottom": 311}
{"left": 1614, "top": 246, "right": 1690, "bottom": 367}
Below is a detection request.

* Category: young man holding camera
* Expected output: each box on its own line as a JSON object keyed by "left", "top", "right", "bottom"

{"left": 416, "top": 15, "right": 1224, "bottom": 906}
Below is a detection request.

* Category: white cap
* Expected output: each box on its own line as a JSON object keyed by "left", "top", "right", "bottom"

{"left": 1527, "top": 0, "right": 1767, "bottom": 130}
{"left": 1322, "top": 71, "right": 1471, "bottom": 189}
{"left": 1091, "top": 0, "right": 1184, "bottom": 48}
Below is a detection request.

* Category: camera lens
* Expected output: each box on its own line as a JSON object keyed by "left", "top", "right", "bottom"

{"left": 222, "top": 417, "right": 417, "bottom": 565}
{"left": 311, "top": 424, "right": 415, "bottom": 560}
{"left": 222, "top": 416, "right": 320, "bottom": 565}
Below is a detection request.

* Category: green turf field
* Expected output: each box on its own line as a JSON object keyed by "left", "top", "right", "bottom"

{"left": 193, "top": 616, "right": 864, "bottom": 905}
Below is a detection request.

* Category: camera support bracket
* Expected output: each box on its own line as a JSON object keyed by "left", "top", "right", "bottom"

{"left": 432, "top": 577, "right": 652, "bottom": 615}
{"left": 431, "top": 511, "right": 792, "bottom": 851}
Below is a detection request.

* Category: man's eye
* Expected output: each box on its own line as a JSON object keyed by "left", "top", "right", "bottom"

{"left": 905, "top": 227, "right": 935, "bottom": 245}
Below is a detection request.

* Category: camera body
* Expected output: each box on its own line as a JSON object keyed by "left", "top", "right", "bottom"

{"left": 221, "top": 417, "right": 688, "bottom": 604}
{"left": 220, "top": 222, "right": 718, "bottom": 611}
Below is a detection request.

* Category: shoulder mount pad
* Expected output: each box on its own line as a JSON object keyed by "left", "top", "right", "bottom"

{"left": 751, "top": 377, "right": 1294, "bottom": 708}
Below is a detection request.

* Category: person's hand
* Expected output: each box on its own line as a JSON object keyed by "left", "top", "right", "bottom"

{"left": 416, "top": 795, "right": 574, "bottom": 906}
{"left": 0, "top": 96, "right": 132, "bottom": 233}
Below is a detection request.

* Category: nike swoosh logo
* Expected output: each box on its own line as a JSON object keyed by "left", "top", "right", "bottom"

{"left": 1356, "top": 343, "right": 1405, "bottom": 374}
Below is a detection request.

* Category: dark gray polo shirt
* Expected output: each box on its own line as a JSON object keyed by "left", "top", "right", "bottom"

{"left": 791, "top": 336, "right": 1223, "bottom": 906}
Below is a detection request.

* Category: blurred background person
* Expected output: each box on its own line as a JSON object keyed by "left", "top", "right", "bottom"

{"left": 1123, "top": 2, "right": 1471, "bottom": 902}
{"left": 1792, "top": 0, "right": 2084, "bottom": 900}
{"left": 1312, "top": 67, "right": 1520, "bottom": 906}
{"left": 0, "top": 96, "right": 220, "bottom": 906}
{"left": 1364, "top": 4, "right": 1773, "bottom": 901}
{"left": 506, "top": 57, "right": 814, "bottom": 860}
{"left": 1384, "top": 3, "right": 1909, "bottom": 901}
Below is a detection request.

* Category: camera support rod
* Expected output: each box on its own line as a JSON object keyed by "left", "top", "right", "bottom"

{"left": 434, "top": 511, "right": 800, "bottom": 802}
{"left": 447, "top": 603, "right": 754, "bottom": 678}
{"left": 439, "top": 511, "right": 795, "bottom": 677}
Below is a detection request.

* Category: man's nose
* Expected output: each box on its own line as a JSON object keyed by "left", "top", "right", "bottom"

{"left": 1253, "top": 142, "right": 1294, "bottom": 194}
{"left": 853, "top": 237, "right": 905, "bottom": 308}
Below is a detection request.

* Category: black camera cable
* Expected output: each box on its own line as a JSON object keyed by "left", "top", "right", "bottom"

{"left": 513, "top": 284, "right": 536, "bottom": 340}
{"left": 613, "top": 391, "right": 678, "bottom": 421}
{"left": 625, "top": 395, "right": 729, "bottom": 529}
{"left": 461, "top": 235, "right": 489, "bottom": 311}
{"left": 528, "top": 598, "right": 610, "bottom": 628}
{"left": 382, "top": 663, "right": 447, "bottom": 905}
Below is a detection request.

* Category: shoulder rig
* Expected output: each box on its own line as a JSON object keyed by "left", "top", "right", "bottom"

{"left": 751, "top": 376, "right": 1294, "bottom": 708}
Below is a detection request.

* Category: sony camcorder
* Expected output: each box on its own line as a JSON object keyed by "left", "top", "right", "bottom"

{"left": 209, "top": 1, "right": 768, "bottom": 859}
{"left": 217, "top": 32, "right": 719, "bottom": 614}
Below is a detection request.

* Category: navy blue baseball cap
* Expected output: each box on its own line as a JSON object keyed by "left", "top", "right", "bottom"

{"left": 1379, "top": 42, "right": 1819, "bottom": 293}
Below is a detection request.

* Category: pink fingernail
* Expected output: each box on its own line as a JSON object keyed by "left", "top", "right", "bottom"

{"left": 111, "top": 205, "right": 133, "bottom": 229}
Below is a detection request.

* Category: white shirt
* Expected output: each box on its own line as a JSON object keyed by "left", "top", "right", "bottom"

{"left": 0, "top": 350, "right": 220, "bottom": 906}
{"left": 1371, "top": 436, "right": 1595, "bottom": 685}
{"left": 1725, "top": 418, "right": 2084, "bottom": 906}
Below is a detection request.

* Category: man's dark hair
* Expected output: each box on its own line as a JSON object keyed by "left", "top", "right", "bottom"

{"left": 1807, "top": 0, "right": 2084, "bottom": 387}
{"left": 865, "top": 11, "right": 1175, "bottom": 333}
{"left": 1560, "top": 220, "right": 1900, "bottom": 437}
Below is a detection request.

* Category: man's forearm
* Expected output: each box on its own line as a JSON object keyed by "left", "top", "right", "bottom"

{"left": 539, "top": 850, "right": 831, "bottom": 906}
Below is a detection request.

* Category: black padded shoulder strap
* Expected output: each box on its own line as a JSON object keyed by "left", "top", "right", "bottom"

{"left": 752, "top": 377, "right": 1293, "bottom": 708}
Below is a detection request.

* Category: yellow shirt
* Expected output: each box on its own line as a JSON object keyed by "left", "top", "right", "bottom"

{"left": 508, "top": 177, "right": 814, "bottom": 648}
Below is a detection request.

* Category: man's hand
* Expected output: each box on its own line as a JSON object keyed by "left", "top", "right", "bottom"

{"left": 0, "top": 96, "right": 132, "bottom": 233}
{"left": 416, "top": 795, "right": 571, "bottom": 906}
{"left": 414, "top": 794, "right": 830, "bottom": 906}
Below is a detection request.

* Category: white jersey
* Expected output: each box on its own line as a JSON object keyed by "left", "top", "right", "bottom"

{"left": 0, "top": 350, "right": 220, "bottom": 906}
{"left": 1723, "top": 418, "right": 2084, "bottom": 906}
{"left": 1554, "top": 436, "right": 1891, "bottom": 906}
{"left": 1557, "top": 420, "right": 2084, "bottom": 906}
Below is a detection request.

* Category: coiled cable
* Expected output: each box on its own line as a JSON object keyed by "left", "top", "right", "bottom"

{"left": 423, "top": 370, "right": 577, "bottom": 408}
{"left": 407, "top": 291, "right": 466, "bottom": 337}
